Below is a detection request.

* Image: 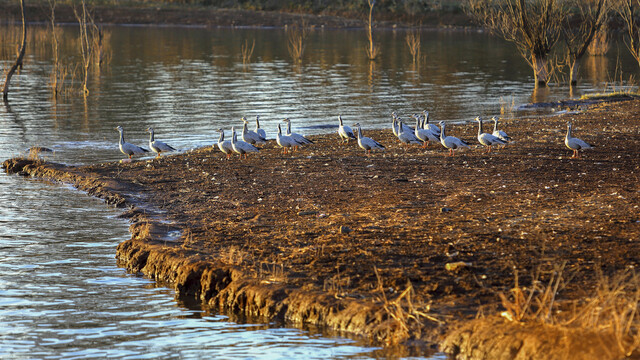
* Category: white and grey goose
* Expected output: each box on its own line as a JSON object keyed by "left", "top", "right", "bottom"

{"left": 391, "top": 112, "right": 415, "bottom": 139}
{"left": 396, "top": 119, "right": 422, "bottom": 146}
{"left": 254, "top": 115, "right": 266, "bottom": 140}
{"left": 338, "top": 115, "right": 356, "bottom": 144}
{"left": 146, "top": 127, "right": 176, "bottom": 157}
{"left": 413, "top": 115, "right": 439, "bottom": 148}
{"left": 422, "top": 110, "right": 441, "bottom": 137}
{"left": 282, "top": 118, "right": 313, "bottom": 151}
{"left": 565, "top": 121, "right": 593, "bottom": 158}
{"left": 438, "top": 121, "right": 469, "bottom": 156}
{"left": 241, "top": 117, "right": 267, "bottom": 145}
{"left": 216, "top": 128, "right": 234, "bottom": 159}
{"left": 491, "top": 116, "right": 511, "bottom": 144}
{"left": 231, "top": 126, "right": 259, "bottom": 159}
{"left": 276, "top": 123, "right": 303, "bottom": 154}
{"left": 474, "top": 116, "right": 507, "bottom": 153}
{"left": 116, "top": 125, "right": 149, "bottom": 160}
{"left": 354, "top": 122, "right": 385, "bottom": 155}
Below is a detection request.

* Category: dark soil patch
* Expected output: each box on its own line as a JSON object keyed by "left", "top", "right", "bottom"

{"left": 4, "top": 99, "right": 640, "bottom": 357}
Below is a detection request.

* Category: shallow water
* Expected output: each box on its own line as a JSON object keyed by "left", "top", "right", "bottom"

{"left": 0, "top": 24, "right": 636, "bottom": 359}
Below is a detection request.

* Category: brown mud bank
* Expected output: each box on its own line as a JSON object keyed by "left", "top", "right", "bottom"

{"left": 4, "top": 99, "right": 640, "bottom": 358}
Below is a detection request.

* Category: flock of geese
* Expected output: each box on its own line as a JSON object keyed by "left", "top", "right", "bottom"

{"left": 115, "top": 112, "right": 594, "bottom": 161}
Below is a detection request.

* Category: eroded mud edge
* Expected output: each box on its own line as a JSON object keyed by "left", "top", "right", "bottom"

{"left": 1, "top": 157, "right": 434, "bottom": 349}
{"left": 3, "top": 157, "right": 631, "bottom": 359}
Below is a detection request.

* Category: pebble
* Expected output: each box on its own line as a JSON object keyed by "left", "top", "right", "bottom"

{"left": 339, "top": 225, "right": 352, "bottom": 234}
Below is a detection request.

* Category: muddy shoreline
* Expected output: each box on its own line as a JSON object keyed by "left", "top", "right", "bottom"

{"left": 0, "top": 2, "right": 471, "bottom": 29}
{"left": 4, "top": 99, "right": 640, "bottom": 358}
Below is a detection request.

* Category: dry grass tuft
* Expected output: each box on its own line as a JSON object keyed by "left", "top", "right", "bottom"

{"left": 323, "top": 268, "right": 351, "bottom": 298}
{"left": 498, "top": 262, "right": 568, "bottom": 323}
{"left": 259, "top": 261, "right": 287, "bottom": 283}
{"left": 499, "top": 264, "right": 640, "bottom": 356}
{"left": 374, "top": 267, "right": 439, "bottom": 344}
{"left": 219, "top": 245, "right": 250, "bottom": 266}
{"left": 563, "top": 270, "right": 640, "bottom": 356}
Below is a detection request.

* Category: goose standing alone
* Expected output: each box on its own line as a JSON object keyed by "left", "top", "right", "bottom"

{"left": 146, "top": 127, "right": 176, "bottom": 157}
{"left": 216, "top": 128, "right": 234, "bottom": 159}
{"left": 231, "top": 126, "right": 259, "bottom": 159}
{"left": 354, "top": 122, "right": 385, "bottom": 155}
{"left": 283, "top": 118, "right": 313, "bottom": 151}
{"left": 474, "top": 117, "right": 507, "bottom": 153}
{"left": 116, "top": 126, "right": 148, "bottom": 160}
{"left": 276, "top": 123, "right": 302, "bottom": 154}
{"left": 565, "top": 121, "right": 593, "bottom": 158}
{"left": 241, "top": 117, "right": 267, "bottom": 145}
{"left": 491, "top": 116, "right": 511, "bottom": 147}
{"left": 254, "top": 115, "right": 266, "bottom": 140}
{"left": 439, "top": 121, "right": 469, "bottom": 156}
{"left": 338, "top": 115, "right": 356, "bottom": 144}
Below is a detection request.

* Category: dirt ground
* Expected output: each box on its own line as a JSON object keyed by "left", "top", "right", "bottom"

{"left": 4, "top": 98, "right": 640, "bottom": 357}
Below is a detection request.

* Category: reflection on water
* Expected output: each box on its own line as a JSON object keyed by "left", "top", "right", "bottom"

{"left": 0, "top": 25, "right": 637, "bottom": 359}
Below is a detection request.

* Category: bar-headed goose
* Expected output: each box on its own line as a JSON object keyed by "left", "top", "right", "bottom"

{"left": 565, "top": 121, "right": 593, "bottom": 158}
{"left": 338, "top": 115, "right": 356, "bottom": 144}
{"left": 439, "top": 121, "right": 469, "bottom": 156}
{"left": 116, "top": 126, "right": 148, "bottom": 160}
{"left": 216, "top": 128, "right": 234, "bottom": 159}
{"left": 475, "top": 117, "right": 507, "bottom": 153}
{"left": 146, "top": 127, "right": 175, "bottom": 157}
{"left": 354, "top": 122, "right": 385, "bottom": 155}
{"left": 231, "top": 126, "right": 259, "bottom": 159}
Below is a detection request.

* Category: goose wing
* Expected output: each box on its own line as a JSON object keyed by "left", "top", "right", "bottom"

{"left": 122, "top": 142, "right": 148, "bottom": 155}
{"left": 566, "top": 137, "right": 592, "bottom": 150}
{"left": 479, "top": 133, "right": 506, "bottom": 147}
{"left": 151, "top": 140, "right": 176, "bottom": 152}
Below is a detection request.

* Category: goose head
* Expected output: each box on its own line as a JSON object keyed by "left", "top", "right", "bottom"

{"left": 116, "top": 125, "right": 123, "bottom": 132}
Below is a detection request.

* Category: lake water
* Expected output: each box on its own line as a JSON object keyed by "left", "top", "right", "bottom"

{"left": 0, "top": 24, "right": 636, "bottom": 359}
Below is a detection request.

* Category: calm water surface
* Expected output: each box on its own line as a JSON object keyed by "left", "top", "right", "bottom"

{"left": 0, "top": 25, "right": 637, "bottom": 359}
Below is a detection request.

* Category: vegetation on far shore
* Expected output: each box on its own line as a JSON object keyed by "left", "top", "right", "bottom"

{"left": 0, "top": 0, "right": 468, "bottom": 23}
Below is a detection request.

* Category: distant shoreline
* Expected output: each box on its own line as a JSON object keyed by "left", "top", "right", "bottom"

{"left": 0, "top": 2, "right": 473, "bottom": 30}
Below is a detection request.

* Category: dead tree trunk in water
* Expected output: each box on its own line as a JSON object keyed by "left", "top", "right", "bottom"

{"left": 2, "top": 0, "right": 27, "bottom": 101}
{"left": 466, "top": 0, "right": 566, "bottom": 86}
{"left": 74, "top": 0, "right": 92, "bottom": 95}
{"left": 616, "top": 0, "right": 640, "bottom": 69}
{"left": 563, "top": 0, "right": 608, "bottom": 87}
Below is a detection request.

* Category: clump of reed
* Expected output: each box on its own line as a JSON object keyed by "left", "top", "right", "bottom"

{"left": 220, "top": 245, "right": 251, "bottom": 266}
{"left": 373, "top": 267, "right": 440, "bottom": 344}
{"left": 259, "top": 261, "right": 287, "bottom": 283}
{"left": 241, "top": 38, "right": 255, "bottom": 65}
{"left": 405, "top": 28, "right": 421, "bottom": 64}
{"left": 499, "top": 263, "right": 640, "bottom": 356}
{"left": 286, "top": 21, "right": 309, "bottom": 64}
